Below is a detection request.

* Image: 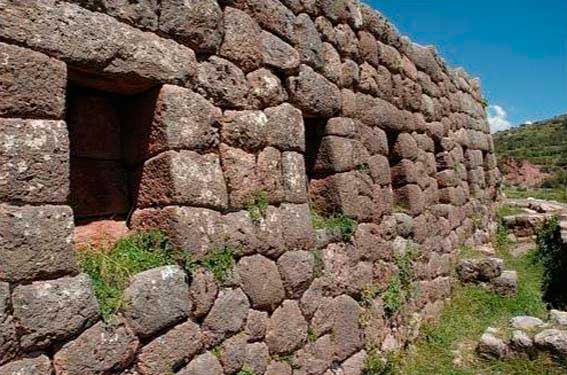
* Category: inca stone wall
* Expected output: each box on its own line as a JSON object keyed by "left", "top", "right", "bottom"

{"left": 0, "top": 0, "right": 498, "bottom": 373}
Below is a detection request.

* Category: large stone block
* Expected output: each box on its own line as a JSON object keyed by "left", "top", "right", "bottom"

{"left": 0, "top": 204, "right": 77, "bottom": 283}
{"left": 394, "top": 184, "right": 425, "bottom": 216}
{"left": 204, "top": 288, "right": 250, "bottom": 337}
{"left": 265, "top": 103, "right": 306, "bottom": 152}
{"left": 0, "top": 282, "right": 17, "bottom": 365}
{"left": 282, "top": 151, "right": 308, "bottom": 203}
{"left": 344, "top": 92, "right": 404, "bottom": 131}
{"left": 266, "top": 300, "right": 308, "bottom": 354}
{"left": 159, "top": 0, "right": 223, "bottom": 53}
{"left": 247, "top": 68, "right": 288, "bottom": 108}
{"left": 178, "top": 352, "right": 223, "bottom": 375}
{"left": 221, "top": 110, "right": 268, "bottom": 151}
{"left": 53, "top": 321, "right": 139, "bottom": 375}
{"left": 288, "top": 65, "right": 341, "bottom": 118}
{"left": 0, "top": 42, "right": 66, "bottom": 119}
{"left": 318, "top": 0, "right": 362, "bottom": 28}
{"left": 220, "top": 7, "right": 263, "bottom": 73}
{"left": 280, "top": 203, "right": 315, "bottom": 250}
{"left": 70, "top": 0, "right": 159, "bottom": 30}
{"left": 257, "top": 147, "right": 285, "bottom": 204}
{"left": 293, "top": 13, "right": 324, "bottom": 69}
{"left": 277, "top": 250, "right": 314, "bottom": 298}
{"left": 196, "top": 57, "right": 249, "bottom": 109}
{"left": 137, "top": 150, "right": 228, "bottom": 210}
{"left": 131, "top": 206, "right": 224, "bottom": 259}
{"left": 237, "top": 255, "right": 285, "bottom": 310}
{"left": 12, "top": 274, "right": 99, "bottom": 350}
{"left": 0, "top": 119, "right": 69, "bottom": 204}
{"left": 220, "top": 144, "right": 259, "bottom": 209}
{"left": 311, "top": 136, "right": 367, "bottom": 173}
{"left": 367, "top": 154, "right": 391, "bottom": 185}
{"left": 261, "top": 31, "right": 301, "bottom": 74}
{"left": 122, "top": 266, "right": 190, "bottom": 338}
{"left": 124, "top": 85, "right": 221, "bottom": 164}
{"left": 137, "top": 321, "right": 203, "bottom": 375}
{"left": 232, "top": 0, "right": 296, "bottom": 41}
{"left": 0, "top": 0, "right": 196, "bottom": 93}
{"left": 0, "top": 355, "right": 52, "bottom": 375}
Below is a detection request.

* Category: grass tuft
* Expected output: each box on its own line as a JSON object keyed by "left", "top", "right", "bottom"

{"left": 311, "top": 210, "right": 358, "bottom": 240}
{"left": 246, "top": 190, "right": 269, "bottom": 223}
{"left": 201, "top": 246, "right": 236, "bottom": 282}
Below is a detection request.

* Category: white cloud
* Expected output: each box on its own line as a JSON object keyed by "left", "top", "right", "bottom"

{"left": 487, "top": 105, "right": 512, "bottom": 133}
{"left": 523, "top": 121, "right": 533, "bottom": 125}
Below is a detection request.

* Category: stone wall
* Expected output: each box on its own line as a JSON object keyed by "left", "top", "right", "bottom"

{"left": 0, "top": 0, "right": 498, "bottom": 373}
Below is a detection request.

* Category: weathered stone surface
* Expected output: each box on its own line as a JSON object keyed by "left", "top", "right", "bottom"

{"left": 222, "top": 110, "right": 268, "bottom": 151}
{"left": 293, "top": 13, "right": 324, "bottom": 69}
{"left": 218, "top": 333, "right": 248, "bottom": 374}
{"left": 367, "top": 154, "right": 391, "bottom": 185}
{"left": 245, "top": 342, "right": 270, "bottom": 374}
{"left": 137, "top": 321, "right": 203, "bottom": 375}
{"left": 196, "top": 57, "right": 249, "bottom": 108}
{"left": 220, "top": 144, "right": 259, "bottom": 209}
{"left": 341, "top": 350, "right": 367, "bottom": 375}
{"left": 550, "top": 310, "right": 567, "bottom": 327}
{"left": 204, "top": 288, "right": 250, "bottom": 337}
{"left": 0, "top": 0, "right": 197, "bottom": 92}
{"left": 248, "top": 69, "right": 288, "bottom": 108}
{"left": 159, "top": 0, "right": 223, "bottom": 53}
{"left": 178, "top": 352, "right": 223, "bottom": 375}
{"left": 137, "top": 150, "right": 228, "bottom": 210}
{"left": 54, "top": 321, "right": 139, "bottom": 375}
{"left": 394, "top": 184, "right": 425, "bottom": 216}
{"left": 491, "top": 270, "right": 518, "bottom": 297}
{"left": 246, "top": 310, "right": 268, "bottom": 341}
{"left": 261, "top": 31, "right": 301, "bottom": 73}
{"left": 0, "top": 119, "right": 69, "bottom": 204}
{"left": 345, "top": 93, "right": 404, "bottom": 131}
{"left": 237, "top": 255, "right": 285, "bottom": 310}
{"left": 292, "top": 334, "right": 333, "bottom": 374}
{"left": 311, "top": 136, "right": 366, "bottom": 173}
{"left": 266, "top": 103, "right": 306, "bottom": 152}
{"left": 277, "top": 251, "right": 314, "bottom": 298}
{"left": 220, "top": 7, "right": 263, "bottom": 73}
{"left": 257, "top": 147, "right": 285, "bottom": 204}
{"left": 131, "top": 206, "right": 224, "bottom": 259}
{"left": 73, "top": 0, "right": 159, "bottom": 30}
{"left": 0, "top": 282, "right": 17, "bottom": 365}
{"left": 320, "top": 42, "right": 342, "bottom": 84}
{"left": 235, "top": 0, "right": 296, "bottom": 41}
{"left": 510, "top": 316, "right": 545, "bottom": 331}
{"left": 510, "top": 330, "right": 534, "bottom": 354}
{"left": 280, "top": 203, "right": 316, "bottom": 250}
{"left": 12, "top": 274, "right": 99, "bottom": 350}
{"left": 288, "top": 65, "right": 341, "bottom": 118}
{"left": 534, "top": 329, "right": 567, "bottom": 356}
{"left": 476, "top": 258, "right": 504, "bottom": 280}
{"left": 477, "top": 328, "right": 509, "bottom": 360}
{"left": 266, "top": 361, "right": 292, "bottom": 375}
{"left": 124, "top": 85, "right": 221, "bottom": 163}
{"left": 0, "top": 355, "right": 52, "bottom": 375}
{"left": 266, "top": 300, "right": 308, "bottom": 354}
{"left": 122, "top": 266, "right": 190, "bottom": 338}
{"left": 0, "top": 204, "right": 76, "bottom": 283}
{"left": 282, "top": 151, "right": 308, "bottom": 203}
{"left": 0, "top": 42, "right": 66, "bottom": 119}
{"left": 189, "top": 267, "right": 219, "bottom": 319}
{"left": 222, "top": 210, "right": 263, "bottom": 254}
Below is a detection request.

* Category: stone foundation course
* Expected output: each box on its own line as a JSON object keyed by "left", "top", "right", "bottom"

{"left": 0, "top": 0, "right": 499, "bottom": 373}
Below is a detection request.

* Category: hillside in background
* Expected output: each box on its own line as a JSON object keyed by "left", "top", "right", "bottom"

{"left": 494, "top": 114, "right": 567, "bottom": 172}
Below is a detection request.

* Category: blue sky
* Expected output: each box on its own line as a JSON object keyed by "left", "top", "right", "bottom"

{"left": 366, "top": 0, "right": 567, "bottom": 131}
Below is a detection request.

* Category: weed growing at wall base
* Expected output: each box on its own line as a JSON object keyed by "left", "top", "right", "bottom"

{"left": 311, "top": 210, "right": 358, "bottom": 240}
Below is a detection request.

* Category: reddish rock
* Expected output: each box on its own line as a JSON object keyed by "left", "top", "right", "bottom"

{"left": 288, "top": 65, "right": 341, "bottom": 118}
{"left": 74, "top": 219, "right": 129, "bottom": 251}
{"left": 266, "top": 300, "right": 308, "bottom": 354}
{"left": 237, "top": 255, "right": 285, "bottom": 310}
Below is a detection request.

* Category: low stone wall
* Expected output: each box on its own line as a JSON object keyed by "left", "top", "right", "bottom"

{"left": 0, "top": 0, "right": 498, "bottom": 373}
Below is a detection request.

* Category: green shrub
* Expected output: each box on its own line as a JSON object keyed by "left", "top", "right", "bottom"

{"left": 534, "top": 217, "right": 567, "bottom": 309}
{"left": 201, "top": 246, "right": 235, "bottom": 282}
{"left": 78, "top": 230, "right": 181, "bottom": 319}
{"left": 311, "top": 210, "right": 358, "bottom": 240}
{"left": 363, "top": 351, "right": 396, "bottom": 375}
{"left": 246, "top": 190, "right": 269, "bottom": 222}
{"left": 382, "top": 276, "right": 403, "bottom": 316}
{"left": 236, "top": 367, "right": 257, "bottom": 375}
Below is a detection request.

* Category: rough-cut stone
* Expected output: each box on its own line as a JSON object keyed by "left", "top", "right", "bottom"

{"left": 341, "top": 350, "right": 367, "bottom": 375}
{"left": 261, "top": 31, "right": 301, "bottom": 74}
{"left": 189, "top": 267, "right": 219, "bottom": 319}
{"left": 159, "top": 0, "right": 223, "bottom": 53}
{"left": 534, "top": 329, "right": 567, "bottom": 356}
{"left": 246, "top": 309, "right": 268, "bottom": 341}
{"left": 257, "top": 147, "right": 285, "bottom": 204}
{"left": 266, "top": 103, "right": 306, "bottom": 152}
{"left": 218, "top": 333, "right": 248, "bottom": 374}
{"left": 178, "top": 352, "right": 223, "bottom": 375}
{"left": 510, "top": 316, "right": 545, "bottom": 331}
{"left": 550, "top": 310, "right": 567, "bottom": 327}
{"left": 476, "top": 258, "right": 504, "bottom": 280}
{"left": 0, "top": 282, "right": 16, "bottom": 365}
{"left": 491, "top": 270, "right": 518, "bottom": 296}
{"left": 293, "top": 13, "right": 324, "bottom": 69}
{"left": 12, "top": 274, "right": 99, "bottom": 350}
{"left": 74, "top": 0, "right": 159, "bottom": 30}
{"left": 220, "top": 7, "right": 263, "bottom": 73}
{"left": 510, "top": 330, "right": 534, "bottom": 354}
{"left": 277, "top": 251, "right": 314, "bottom": 298}
{"left": 124, "top": 85, "right": 221, "bottom": 163}
{"left": 204, "top": 288, "right": 250, "bottom": 337}
{"left": 292, "top": 334, "right": 333, "bottom": 374}
{"left": 0, "top": 355, "right": 52, "bottom": 375}
{"left": 266, "top": 300, "right": 308, "bottom": 354}
{"left": 220, "top": 144, "right": 259, "bottom": 209}
{"left": 0, "top": 42, "right": 66, "bottom": 119}
{"left": 288, "top": 65, "right": 341, "bottom": 118}
{"left": 137, "top": 150, "right": 228, "bottom": 210}
{"left": 54, "top": 321, "right": 139, "bottom": 375}
{"left": 137, "top": 321, "right": 203, "bottom": 375}
{"left": 282, "top": 151, "right": 308, "bottom": 203}
{"left": 0, "top": 204, "right": 77, "bottom": 283}
{"left": 237, "top": 255, "right": 285, "bottom": 310}
{"left": 477, "top": 329, "right": 509, "bottom": 359}
{"left": 245, "top": 342, "right": 270, "bottom": 374}
{"left": 222, "top": 110, "right": 268, "bottom": 151}
{"left": 280, "top": 203, "right": 316, "bottom": 250}
{"left": 0, "top": 119, "right": 69, "bottom": 204}
{"left": 122, "top": 266, "right": 190, "bottom": 338}
{"left": 266, "top": 361, "right": 292, "bottom": 375}
{"left": 196, "top": 57, "right": 249, "bottom": 108}
{"left": 247, "top": 69, "right": 288, "bottom": 108}
{"left": 236, "top": 0, "right": 296, "bottom": 41}
{"left": 131, "top": 206, "right": 224, "bottom": 259}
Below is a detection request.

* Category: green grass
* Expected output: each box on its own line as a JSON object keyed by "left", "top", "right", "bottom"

{"left": 78, "top": 230, "right": 181, "bottom": 320}
{"left": 245, "top": 190, "right": 269, "bottom": 223}
{"left": 200, "top": 246, "right": 235, "bottom": 282}
{"left": 396, "top": 235, "right": 564, "bottom": 374}
{"left": 311, "top": 210, "right": 358, "bottom": 240}
{"left": 497, "top": 205, "right": 526, "bottom": 217}
{"left": 503, "top": 185, "right": 567, "bottom": 203}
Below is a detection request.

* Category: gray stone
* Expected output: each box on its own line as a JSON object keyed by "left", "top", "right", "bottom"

{"left": 159, "top": 0, "right": 223, "bottom": 53}
{"left": 0, "top": 204, "right": 77, "bottom": 283}
{"left": 178, "top": 352, "right": 223, "bottom": 375}
{"left": 266, "top": 300, "right": 308, "bottom": 354}
{"left": 293, "top": 13, "right": 324, "bottom": 69}
{"left": 510, "top": 316, "right": 545, "bottom": 331}
{"left": 266, "top": 103, "right": 306, "bottom": 152}
{"left": 550, "top": 310, "right": 567, "bottom": 327}
{"left": 510, "top": 330, "right": 534, "bottom": 354}
{"left": 456, "top": 260, "right": 479, "bottom": 283}
{"left": 534, "top": 329, "right": 567, "bottom": 356}
{"left": 491, "top": 270, "right": 518, "bottom": 297}
{"left": 266, "top": 361, "right": 292, "bottom": 375}
{"left": 196, "top": 56, "right": 249, "bottom": 108}
{"left": 277, "top": 251, "right": 314, "bottom": 298}
{"left": 245, "top": 310, "right": 268, "bottom": 341}
{"left": 189, "top": 268, "right": 219, "bottom": 319}
{"left": 53, "top": 321, "right": 139, "bottom": 375}
{"left": 261, "top": 31, "right": 301, "bottom": 74}
{"left": 288, "top": 65, "right": 341, "bottom": 118}
{"left": 204, "top": 288, "right": 250, "bottom": 337}
{"left": 73, "top": 0, "right": 159, "bottom": 30}
{"left": 341, "top": 350, "right": 367, "bottom": 375}
{"left": 477, "top": 330, "right": 509, "bottom": 359}
{"left": 282, "top": 151, "right": 308, "bottom": 203}
{"left": 136, "top": 321, "right": 203, "bottom": 375}
{"left": 122, "top": 266, "right": 190, "bottom": 338}
{"left": 12, "top": 274, "right": 99, "bottom": 350}
{"left": 137, "top": 150, "right": 228, "bottom": 210}
{"left": 292, "top": 334, "right": 333, "bottom": 375}
{"left": 0, "top": 119, "right": 69, "bottom": 204}
{"left": 0, "top": 42, "right": 66, "bottom": 119}
{"left": 476, "top": 257, "right": 504, "bottom": 281}
{"left": 237, "top": 255, "right": 285, "bottom": 310}
{"left": 245, "top": 342, "right": 270, "bottom": 374}
{"left": 0, "top": 355, "right": 52, "bottom": 375}
{"left": 247, "top": 69, "right": 288, "bottom": 108}
{"left": 221, "top": 110, "right": 268, "bottom": 151}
